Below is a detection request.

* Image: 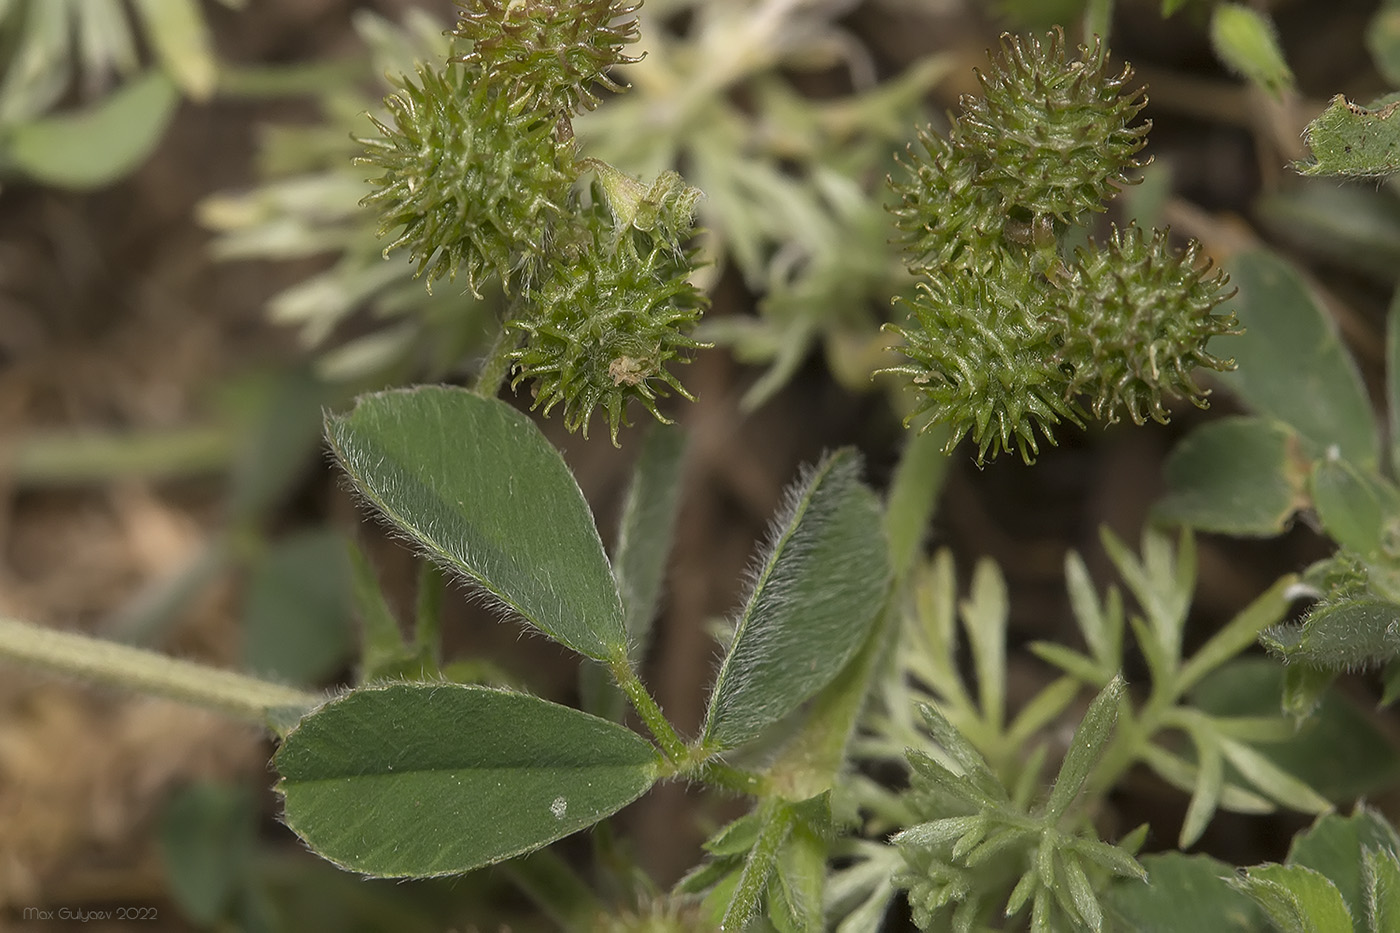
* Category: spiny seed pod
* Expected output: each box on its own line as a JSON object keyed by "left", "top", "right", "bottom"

{"left": 1054, "top": 225, "right": 1238, "bottom": 425}
{"left": 889, "top": 129, "right": 1009, "bottom": 278}
{"left": 956, "top": 29, "right": 1149, "bottom": 225}
{"left": 882, "top": 266, "right": 1084, "bottom": 464}
{"left": 357, "top": 63, "right": 574, "bottom": 296}
{"left": 508, "top": 199, "right": 709, "bottom": 445}
{"left": 451, "top": 0, "right": 641, "bottom": 117}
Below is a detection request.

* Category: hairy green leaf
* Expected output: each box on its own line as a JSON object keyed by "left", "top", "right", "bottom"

{"left": 702, "top": 449, "right": 889, "bottom": 750}
{"left": 1297, "top": 94, "right": 1400, "bottom": 178}
{"left": 1370, "top": 4, "right": 1400, "bottom": 87}
{"left": 1263, "top": 598, "right": 1400, "bottom": 670}
{"left": 326, "top": 387, "right": 627, "bottom": 661}
{"left": 1289, "top": 806, "right": 1400, "bottom": 925}
{"left": 276, "top": 683, "right": 659, "bottom": 877}
{"left": 1365, "top": 846, "right": 1400, "bottom": 933}
{"left": 1232, "top": 864, "right": 1353, "bottom": 933}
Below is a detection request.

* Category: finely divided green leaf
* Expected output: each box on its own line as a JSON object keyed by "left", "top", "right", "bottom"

{"left": 702, "top": 449, "right": 890, "bottom": 750}
{"left": 1154, "top": 416, "right": 1308, "bottom": 536}
{"left": 1044, "top": 676, "right": 1123, "bottom": 820}
{"left": 326, "top": 387, "right": 626, "bottom": 661}
{"left": 1297, "top": 95, "right": 1400, "bottom": 178}
{"left": 1218, "top": 250, "right": 1379, "bottom": 470}
{"left": 276, "top": 683, "right": 659, "bottom": 877}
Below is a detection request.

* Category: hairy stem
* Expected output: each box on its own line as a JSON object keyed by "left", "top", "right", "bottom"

{"left": 611, "top": 659, "right": 688, "bottom": 764}
{"left": 473, "top": 325, "right": 521, "bottom": 398}
{"left": 0, "top": 618, "right": 320, "bottom": 726}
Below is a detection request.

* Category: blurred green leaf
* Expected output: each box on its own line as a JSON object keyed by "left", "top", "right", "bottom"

{"left": 613, "top": 424, "right": 687, "bottom": 653}
{"left": 1155, "top": 416, "right": 1308, "bottom": 536}
{"left": 347, "top": 540, "right": 433, "bottom": 683}
{"left": 1210, "top": 3, "right": 1294, "bottom": 96}
{"left": 1108, "top": 853, "right": 1264, "bottom": 932}
{"left": 276, "top": 683, "right": 659, "bottom": 877}
{"left": 5, "top": 69, "right": 178, "bottom": 188}
{"left": 160, "top": 782, "right": 256, "bottom": 926}
{"left": 962, "top": 558, "right": 1008, "bottom": 732}
{"left": 326, "top": 387, "right": 628, "bottom": 661}
{"left": 1218, "top": 249, "right": 1379, "bottom": 470}
{"left": 702, "top": 449, "right": 890, "bottom": 750}
{"left": 1310, "top": 458, "right": 1400, "bottom": 560}
{"left": 1371, "top": 4, "right": 1400, "bottom": 88}
{"left": 1256, "top": 181, "right": 1400, "bottom": 283}
{"left": 1281, "top": 663, "right": 1335, "bottom": 722}
{"left": 226, "top": 367, "right": 335, "bottom": 523}
{"left": 1297, "top": 95, "right": 1400, "bottom": 178}
{"left": 243, "top": 530, "right": 353, "bottom": 687}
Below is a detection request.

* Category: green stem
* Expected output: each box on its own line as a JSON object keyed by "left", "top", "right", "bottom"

{"left": 722, "top": 799, "right": 794, "bottom": 932}
{"left": 611, "top": 660, "right": 688, "bottom": 765}
{"left": 884, "top": 423, "right": 951, "bottom": 581}
{"left": 499, "top": 849, "right": 604, "bottom": 932}
{"left": 0, "top": 618, "right": 320, "bottom": 726}
{"left": 1083, "top": 0, "right": 1116, "bottom": 41}
{"left": 6, "top": 426, "right": 235, "bottom": 486}
{"left": 473, "top": 325, "right": 520, "bottom": 398}
{"left": 414, "top": 560, "right": 444, "bottom": 664}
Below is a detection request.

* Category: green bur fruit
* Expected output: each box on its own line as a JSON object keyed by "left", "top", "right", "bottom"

{"left": 885, "top": 30, "right": 1237, "bottom": 463}
{"left": 357, "top": 63, "right": 574, "bottom": 295}
{"left": 956, "top": 32, "right": 1149, "bottom": 225}
{"left": 451, "top": 0, "right": 641, "bottom": 117}
{"left": 884, "top": 265, "right": 1081, "bottom": 463}
{"left": 1057, "top": 225, "right": 1238, "bottom": 426}
{"left": 508, "top": 195, "right": 709, "bottom": 445}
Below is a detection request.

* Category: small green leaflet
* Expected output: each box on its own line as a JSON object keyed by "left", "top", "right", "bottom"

{"left": 1297, "top": 94, "right": 1400, "bottom": 178}
{"left": 276, "top": 683, "right": 660, "bottom": 877}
